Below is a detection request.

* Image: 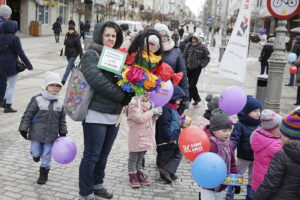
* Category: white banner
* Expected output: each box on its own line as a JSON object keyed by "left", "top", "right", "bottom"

{"left": 219, "top": 0, "right": 251, "bottom": 83}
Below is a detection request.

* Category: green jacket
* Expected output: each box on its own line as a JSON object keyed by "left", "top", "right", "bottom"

{"left": 80, "top": 21, "right": 125, "bottom": 114}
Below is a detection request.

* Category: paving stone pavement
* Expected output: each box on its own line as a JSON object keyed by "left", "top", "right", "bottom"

{"left": 0, "top": 34, "right": 296, "bottom": 200}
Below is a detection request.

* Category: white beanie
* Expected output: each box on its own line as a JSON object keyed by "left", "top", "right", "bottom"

{"left": 154, "top": 23, "right": 171, "bottom": 38}
{"left": 260, "top": 110, "right": 282, "bottom": 131}
{"left": 0, "top": 5, "right": 12, "bottom": 17}
{"left": 144, "top": 35, "right": 160, "bottom": 53}
{"left": 43, "top": 71, "right": 62, "bottom": 89}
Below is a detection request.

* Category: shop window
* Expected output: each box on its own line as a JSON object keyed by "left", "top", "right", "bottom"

{"left": 58, "top": 0, "right": 68, "bottom": 25}
{"left": 38, "top": 5, "right": 49, "bottom": 24}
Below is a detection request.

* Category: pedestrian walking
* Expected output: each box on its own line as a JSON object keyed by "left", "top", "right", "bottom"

{"left": 183, "top": 33, "right": 210, "bottom": 106}
{"left": 19, "top": 71, "right": 67, "bottom": 185}
{"left": 0, "top": 20, "right": 33, "bottom": 113}
{"left": 52, "top": 18, "right": 62, "bottom": 43}
{"left": 259, "top": 37, "right": 274, "bottom": 75}
{"left": 154, "top": 23, "right": 189, "bottom": 114}
{"left": 79, "top": 21, "right": 85, "bottom": 40}
{"left": 226, "top": 96, "right": 262, "bottom": 200}
{"left": 68, "top": 16, "right": 75, "bottom": 27}
{"left": 250, "top": 110, "right": 283, "bottom": 192}
{"left": 84, "top": 20, "right": 90, "bottom": 37}
{"left": 78, "top": 21, "right": 130, "bottom": 200}
{"left": 201, "top": 108, "right": 238, "bottom": 200}
{"left": 290, "top": 36, "right": 300, "bottom": 106}
{"left": 172, "top": 29, "right": 180, "bottom": 46}
{"left": 178, "top": 26, "right": 184, "bottom": 40}
{"left": 61, "top": 25, "right": 83, "bottom": 85}
{"left": 156, "top": 86, "right": 186, "bottom": 184}
{"left": 126, "top": 95, "right": 162, "bottom": 188}
{"left": 254, "top": 108, "right": 300, "bottom": 200}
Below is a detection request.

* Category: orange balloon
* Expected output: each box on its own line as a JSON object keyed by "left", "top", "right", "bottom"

{"left": 178, "top": 126, "right": 210, "bottom": 162}
{"left": 290, "top": 65, "right": 297, "bottom": 75}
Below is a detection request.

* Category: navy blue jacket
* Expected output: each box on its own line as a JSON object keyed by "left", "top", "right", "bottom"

{"left": 230, "top": 111, "right": 260, "bottom": 161}
{"left": 0, "top": 20, "right": 33, "bottom": 77}
{"left": 163, "top": 47, "right": 189, "bottom": 101}
{"left": 156, "top": 86, "right": 185, "bottom": 151}
{"left": 52, "top": 20, "right": 62, "bottom": 34}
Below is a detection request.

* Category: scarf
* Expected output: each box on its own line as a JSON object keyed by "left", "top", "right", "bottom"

{"left": 163, "top": 39, "right": 175, "bottom": 52}
{"left": 210, "top": 136, "right": 231, "bottom": 174}
{"left": 41, "top": 89, "right": 59, "bottom": 101}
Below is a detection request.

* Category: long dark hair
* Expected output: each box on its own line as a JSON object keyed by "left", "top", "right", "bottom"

{"left": 128, "top": 29, "right": 164, "bottom": 68}
{"left": 99, "top": 21, "right": 123, "bottom": 49}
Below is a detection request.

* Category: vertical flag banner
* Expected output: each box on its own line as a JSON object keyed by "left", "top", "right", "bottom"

{"left": 219, "top": 0, "right": 251, "bottom": 83}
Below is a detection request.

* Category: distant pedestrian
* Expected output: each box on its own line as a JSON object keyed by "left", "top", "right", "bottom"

{"left": 291, "top": 36, "right": 300, "bottom": 106}
{"left": 52, "top": 18, "right": 62, "bottom": 43}
{"left": 61, "top": 25, "right": 83, "bottom": 85}
{"left": 178, "top": 26, "right": 184, "bottom": 40}
{"left": 172, "top": 28, "right": 180, "bottom": 46}
{"left": 19, "top": 71, "right": 67, "bottom": 185}
{"left": 68, "top": 16, "right": 75, "bottom": 27}
{"left": 259, "top": 37, "right": 274, "bottom": 75}
{"left": 126, "top": 95, "right": 162, "bottom": 188}
{"left": 0, "top": 20, "right": 33, "bottom": 113}
{"left": 79, "top": 21, "right": 85, "bottom": 40}
{"left": 84, "top": 20, "right": 90, "bottom": 36}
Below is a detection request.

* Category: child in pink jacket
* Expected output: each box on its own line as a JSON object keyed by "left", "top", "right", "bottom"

{"left": 126, "top": 95, "right": 162, "bottom": 188}
{"left": 251, "top": 110, "right": 283, "bottom": 192}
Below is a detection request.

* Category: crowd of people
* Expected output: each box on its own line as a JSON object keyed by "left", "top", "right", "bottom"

{"left": 0, "top": 4, "right": 300, "bottom": 200}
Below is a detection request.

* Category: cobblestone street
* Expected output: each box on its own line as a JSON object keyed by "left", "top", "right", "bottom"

{"left": 0, "top": 34, "right": 296, "bottom": 200}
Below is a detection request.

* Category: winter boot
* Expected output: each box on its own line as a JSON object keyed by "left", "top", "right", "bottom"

{"left": 37, "top": 167, "right": 50, "bottom": 185}
{"left": 33, "top": 157, "right": 40, "bottom": 163}
{"left": 128, "top": 173, "right": 141, "bottom": 188}
{"left": 4, "top": 104, "right": 17, "bottom": 113}
{"left": 246, "top": 185, "right": 254, "bottom": 200}
{"left": 94, "top": 188, "right": 113, "bottom": 199}
{"left": 159, "top": 168, "right": 172, "bottom": 184}
{"left": 137, "top": 171, "right": 150, "bottom": 186}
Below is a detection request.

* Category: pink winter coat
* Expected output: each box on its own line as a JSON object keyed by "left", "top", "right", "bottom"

{"left": 127, "top": 99, "right": 156, "bottom": 152}
{"left": 251, "top": 128, "right": 283, "bottom": 191}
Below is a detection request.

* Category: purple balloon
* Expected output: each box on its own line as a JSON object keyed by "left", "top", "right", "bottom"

{"left": 149, "top": 80, "right": 174, "bottom": 107}
{"left": 219, "top": 86, "right": 247, "bottom": 116}
{"left": 258, "top": 28, "right": 266, "bottom": 35}
{"left": 52, "top": 137, "right": 77, "bottom": 164}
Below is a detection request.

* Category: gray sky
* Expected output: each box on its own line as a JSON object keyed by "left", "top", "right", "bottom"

{"left": 186, "top": 0, "right": 204, "bottom": 17}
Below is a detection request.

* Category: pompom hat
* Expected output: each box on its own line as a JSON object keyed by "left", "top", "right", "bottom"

{"left": 260, "top": 110, "right": 282, "bottom": 131}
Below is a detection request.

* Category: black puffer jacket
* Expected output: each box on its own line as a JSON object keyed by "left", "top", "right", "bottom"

{"left": 64, "top": 32, "right": 83, "bottom": 59}
{"left": 80, "top": 21, "right": 126, "bottom": 114}
{"left": 254, "top": 141, "right": 300, "bottom": 200}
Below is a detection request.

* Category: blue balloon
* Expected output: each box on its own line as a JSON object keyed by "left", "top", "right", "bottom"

{"left": 288, "top": 53, "right": 297, "bottom": 62}
{"left": 192, "top": 152, "right": 227, "bottom": 188}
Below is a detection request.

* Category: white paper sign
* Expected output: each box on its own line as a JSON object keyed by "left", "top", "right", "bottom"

{"left": 219, "top": 0, "right": 251, "bottom": 83}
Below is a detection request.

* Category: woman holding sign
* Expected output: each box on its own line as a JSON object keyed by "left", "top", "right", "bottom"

{"left": 78, "top": 21, "right": 130, "bottom": 200}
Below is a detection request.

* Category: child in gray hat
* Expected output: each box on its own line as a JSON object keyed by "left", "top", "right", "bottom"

{"left": 201, "top": 108, "right": 238, "bottom": 200}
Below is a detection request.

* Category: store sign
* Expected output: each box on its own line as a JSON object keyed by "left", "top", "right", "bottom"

{"left": 267, "top": 0, "right": 300, "bottom": 19}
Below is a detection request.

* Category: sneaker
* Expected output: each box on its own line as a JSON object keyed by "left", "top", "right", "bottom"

{"left": 136, "top": 171, "right": 150, "bottom": 186}
{"left": 128, "top": 173, "right": 141, "bottom": 188}
{"left": 33, "top": 157, "right": 40, "bottom": 162}
{"left": 94, "top": 188, "right": 113, "bottom": 199}
{"left": 159, "top": 168, "right": 172, "bottom": 184}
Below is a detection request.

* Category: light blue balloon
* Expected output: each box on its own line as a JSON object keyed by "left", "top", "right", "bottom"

{"left": 288, "top": 53, "right": 297, "bottom": 62}
{"left": 192, "top": 152, "right": 227, "bottom": 189}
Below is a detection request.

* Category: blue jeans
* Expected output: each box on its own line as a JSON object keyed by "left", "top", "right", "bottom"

{"left": 30, "top": 141, "right": 53, "bottom": 168}
{"left": 4, "top": 74, "right": 18, "bottom": 104}
{"left": 62, "top": 57, "right": 76, "bottom": 82}
{"left": 79, "top": 123, "right": 119, "bottom": 197}
{"left": 288, "top": 73, "right": 296, "bottom": 86}
{"left": 0, "top": 74, "right": 7, "bottom": 103}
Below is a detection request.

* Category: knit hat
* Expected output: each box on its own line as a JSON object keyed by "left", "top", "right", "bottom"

{"left": 280, "top": 108, "right": 300, "bottom": 140}
{"left": 0, "top": 5, "right": 12, "bottom": 17}
{"left": 43, "top": 71, "right": 63, "bottom": 89}
{"left": 260, "top": 110, "right": 282, "bottom": 131}
{"left": 210, "top": 108, "right": 233, "bottom": 131}
{"left": 144, "top": 34, "right": 160, "bottom": 53}
{"left": 154, "top": 23, "right": 171, "bottom": 38}
{"left": 120, "top": 23, "right": 129, "bottom": 31}
{"left": 242, "top": 95, "right": 262, "bottom": 114}
{"left": 206, "top": 94, "right": 219, "bottom": 112}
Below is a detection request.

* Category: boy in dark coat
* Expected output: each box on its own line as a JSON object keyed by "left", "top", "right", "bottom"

{"left": 226, "top": 96, "right": 262, "bottom": 200}
{"left": 19, "top": 72, "right": 67, "bottom": 185}
{"left": 254, "top": 108, "right": 300, "bottom": 200}
{"left": 156, "top": 86, "right": 185, "bottom": 184}
{"left": 52, "top": 18, "right": 62, "bottom": 43}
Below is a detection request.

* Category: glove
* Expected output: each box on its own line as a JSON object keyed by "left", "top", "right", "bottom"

{"left": 234, "top": 186, "right": 241, "bottom": 194}
{"left": 152, "top": 107, "right": 162, "bottom": 116}
{"left": 59, "top": 133, "right": 66, "bottom": 137}
{"left": 20, "top": 131, "right": 28, "bottom": 140}
{"left": 182, "top": 100, "right": 190, "bottom": 109}
{"left": 121, "top": 94, "right": 132, "bottom": 106}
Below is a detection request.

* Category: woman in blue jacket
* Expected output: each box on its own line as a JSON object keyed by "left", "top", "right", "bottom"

{"left": 0, "top": 20, "right": 33, "bottom": 113}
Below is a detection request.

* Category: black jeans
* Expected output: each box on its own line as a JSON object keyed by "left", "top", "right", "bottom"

{"left": 187, "top": 67, "right": 202, "bottom": 101}
{"left": 0, "top": 74, "right": 7, "bottom": 103}
{"left": 260, "top": 60, "right": 269, "bottom": 75}
{"left": 54, "top": 33, "right": 60, "bottom": 43}
{"left": 158, "top": 148, "right": 182, "bottom": 175}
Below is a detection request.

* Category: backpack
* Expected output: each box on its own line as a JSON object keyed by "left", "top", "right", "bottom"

{"left": 64, "top": 50, "right": 99, "bottom": 121}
